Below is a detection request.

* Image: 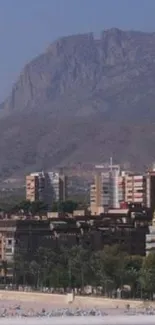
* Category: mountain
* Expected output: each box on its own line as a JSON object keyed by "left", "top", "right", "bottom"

{"left": 1, "top": 28, "right": 155, "bottom": 178}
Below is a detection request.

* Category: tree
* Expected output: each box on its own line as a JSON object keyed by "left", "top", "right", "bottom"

{"left": 35, "top": 247, "right": 53, "bottom": 287}
{"left": 51, "top": 202, "right": 59, "bottom": 212}
{"left": 124, "top": 255, "right": 143, "bottom": 298}
{"left": 68, "top": 246, "right": 90, "bottom": 289}
{"left": 30, "top": 201, "right": 48, "bottom": 216}
{"left": 89, "top": 246, "right": 121, "bottom": 296}
{"left": 7, "top": 200, "right": 48, "bottom": 216}
{"left": 61, "top": 200, "right": 78, "bottom": 214}
{"left": 51, "top": 200, "right": 78, "bottom": 214}
{"left": 100, "top": 245, "right": 126, "bottom": 290}
{"left": 29, "top": 260, "right": 40, "bottom": 288}
{"left": 90, "top": 250, "right": 106, "bottom": 288}
{"left": 140, "top": 253, "right": 155, "bottom": 299}
{"left": 18, "top": 200, "right": 31, "bottom": 214}
{"left": 13, "top": 250, "right": 30, "bottom": 286}
{"left": 2, "top": 260, "right": 8, "bottom": 284}
{"left": 13, "top": 242, "right": 155, "bottom": 300}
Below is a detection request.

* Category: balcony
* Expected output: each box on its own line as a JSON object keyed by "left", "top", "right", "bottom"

{"left": 146, "top": 235, "right": 155, "bottom": 242}
{"left": 146, "top": 242, "right": 155, "bottom": 249}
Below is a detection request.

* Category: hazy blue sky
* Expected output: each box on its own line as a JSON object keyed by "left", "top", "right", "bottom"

{"left": 0, "top": 0, "right": 155, "bottom": 100}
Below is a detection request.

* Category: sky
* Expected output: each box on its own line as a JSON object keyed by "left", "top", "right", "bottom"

{"left": 0, "top": 0, "right": 155, "bottom": 100}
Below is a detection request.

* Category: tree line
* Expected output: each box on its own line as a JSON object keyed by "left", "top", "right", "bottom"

{"left": 12, "top": 245, "right": 155, "bottom": 300}
{"left": 0, "top": 199, "right": 78, "bottom": 215}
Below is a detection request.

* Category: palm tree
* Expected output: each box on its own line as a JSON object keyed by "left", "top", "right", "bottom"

{"left": 125, "top": 267, "right": 139, "bottom": 298}
{"left": 29, "top": 260, "right": 40, "bottom": 288}
{"left": 2, "top": 260, "right": 8, "bottom": 285}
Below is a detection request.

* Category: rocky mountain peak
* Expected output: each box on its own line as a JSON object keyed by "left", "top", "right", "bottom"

{"left": 0, "top": 29, "right": 155, "bottom": 178}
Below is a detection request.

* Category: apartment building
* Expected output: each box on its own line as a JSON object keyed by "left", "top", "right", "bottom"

{"left": 45, "top": 172, "right": 67, "bottom": 203}
{"left": 0, "top": 234, "right": 5, "bottom": 261}
{"left": 90, "top": 173, "right": 103, "bottom": 215}
{"left": 90, "top": 159, "right": 155, "bottom": 214}
{"left": 26, "top": 172, "right": 45, "bottom": 202}
{"left": 118, "top": 173, "right": 126, "bottom": 204}
{"left": 26, "top": 171, "right": 67, "bottom": 206}
{"left": 0, "top": 221, "right": 17, "bottom": 277}
{"left": 146, "top": 212, "right": 155, "bottom": 255}
{"left": 146, "top": 170, "right": 155, "bottom": 211}
{"left": 124, "top": 174, "right": 146, "bottom": 205}
{"left": 124, "top": 170, "right": 155, "bottom": 209}
{"left": 90, "top": 163, "right": 124, "bottom": 214}
{"left": 26, "top": 175, "right": 38, "bottom": 202}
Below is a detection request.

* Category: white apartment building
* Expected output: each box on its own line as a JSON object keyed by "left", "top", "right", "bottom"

{"left": 45, "top": 172, "right": 67, "bottom": 204}
{"left": 90, "top": 163, "right": 124, "bottom": 214}
{"left": 26, "top": 171, "right": 67, "bottom": 205}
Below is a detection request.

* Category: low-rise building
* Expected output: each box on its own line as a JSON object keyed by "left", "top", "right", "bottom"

{"left": 73, "top": 209, "right": 90, "bottom": 217}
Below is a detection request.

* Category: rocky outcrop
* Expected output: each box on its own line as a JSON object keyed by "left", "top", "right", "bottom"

{"left": 1, "top": 28, "right": 155, "bottom": 177}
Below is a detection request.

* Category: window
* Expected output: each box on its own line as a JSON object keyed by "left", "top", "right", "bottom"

{"left": 5, "top": 248, "right": 12, "bottom": 253}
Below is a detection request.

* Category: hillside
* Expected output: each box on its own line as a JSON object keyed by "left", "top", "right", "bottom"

{"left": 1, "top": 28, "right": 155, "bottom": 177}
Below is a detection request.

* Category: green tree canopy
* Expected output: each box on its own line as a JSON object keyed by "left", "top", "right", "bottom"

{"left": 52, "top": 200, "right": 78, "bottom": 213}
{"left": 12, "top": 242, "right": 155, "bottom": 300}
{"left": 140, "top": 253, "right": 155, "bottom": 297}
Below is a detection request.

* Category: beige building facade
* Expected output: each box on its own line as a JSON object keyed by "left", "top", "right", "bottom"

{"left": 124, "top": 174, "right": 146, "bottom": 205}
{"left": 26, "top": 175, "right": 40, "bottom": 202}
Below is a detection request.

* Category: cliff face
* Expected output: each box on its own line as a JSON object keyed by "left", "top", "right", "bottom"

{"left": 1, "top": 28, "right": 155, "bottom": 177}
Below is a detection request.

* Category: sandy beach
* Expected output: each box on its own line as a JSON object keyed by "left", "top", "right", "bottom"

{"left": 0, "top": 290, "right": 139, "bottom": 308}
{"left": 0, "top": 290, "right": 152, "bottom": 316}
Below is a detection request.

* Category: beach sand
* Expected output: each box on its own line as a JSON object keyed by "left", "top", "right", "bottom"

{"left": 0, "top": 290, "right": 149, "bottom": 316}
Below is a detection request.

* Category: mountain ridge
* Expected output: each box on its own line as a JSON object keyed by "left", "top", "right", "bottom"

{"left": 0, "top": 28, "right": 155, "bottom": 178}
